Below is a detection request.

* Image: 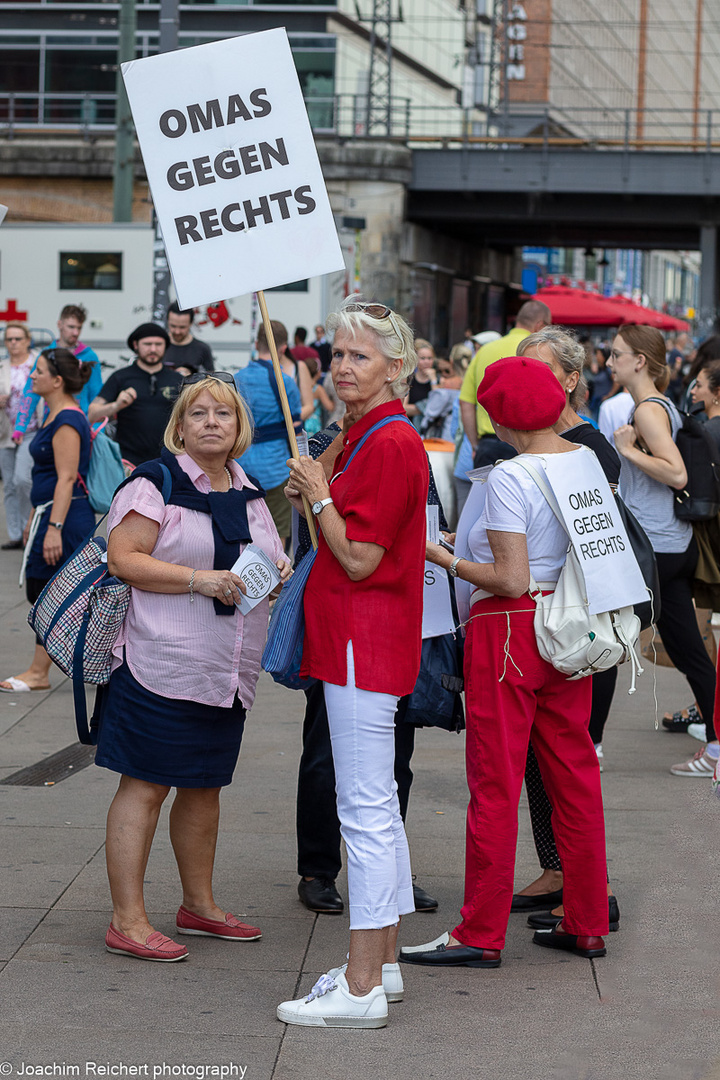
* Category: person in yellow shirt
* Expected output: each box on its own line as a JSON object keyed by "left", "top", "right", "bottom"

{"left": 460, "top": 300, "right": 551, "bottom": 467}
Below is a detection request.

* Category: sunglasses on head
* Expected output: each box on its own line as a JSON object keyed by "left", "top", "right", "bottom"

{"left": 181, "top": 371, "right": 236, "bottom": 389}
{"left": 344, "top": 302, "right": 392, "bottom": 320}
{"left": 344, "top": 301, "right": 403, "bottom": 338}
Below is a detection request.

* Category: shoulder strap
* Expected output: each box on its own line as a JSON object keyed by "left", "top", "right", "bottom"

{"left": 512, "top": 456, "right": 573, "bottom": 600}
{"left": 631, "top": 395, "right": 676, "bottom": 429}
{"left": 513, "top": 457, "right": 569, "bottom": 535}
{"left": 343, "top": 414, "right": 414, "bottom": 472}
{"left": 113, "top": 460, "right": 173, "bottom": 506}
{"left": 158, "top": 463, "right": 172, "bottom": 503}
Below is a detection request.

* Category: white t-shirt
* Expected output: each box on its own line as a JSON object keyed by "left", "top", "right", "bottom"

{"left": 598, "top": 391, "right": 633, "bottom": 446}
{"left": 467, "top": 451, "right": 590, "bottom": 584}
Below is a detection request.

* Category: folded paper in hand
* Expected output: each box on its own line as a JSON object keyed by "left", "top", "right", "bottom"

{"left": 231, "top": 544, "right": 281, "bottom": 616}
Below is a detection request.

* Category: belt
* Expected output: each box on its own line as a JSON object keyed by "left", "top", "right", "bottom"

{"left": 470, "top": 583, "right": 556, "bottom": 607}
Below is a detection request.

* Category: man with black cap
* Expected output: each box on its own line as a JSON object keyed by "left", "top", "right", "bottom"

{"left": 88, "top": 323, "right": 183, "bottom": 465}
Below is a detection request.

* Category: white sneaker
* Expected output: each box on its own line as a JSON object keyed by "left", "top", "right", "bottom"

{"left": 328, "top": 961, "right": 404, "bottom": 1003}
{"left": 276, "top": 970, "right": 388, "bottom": 1028}
{"left": 687, "top": 722, "right": 707, "bottom": 742}
{"left": 595, "top": 743, "right": 604, "bottom": 772}
{"left": 399, "top": 931, "right": 450, "bottom": 957}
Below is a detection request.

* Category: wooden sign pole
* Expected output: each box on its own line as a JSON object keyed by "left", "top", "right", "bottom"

{"left": 256, "top": 289, "right": 318, "bottom": 549}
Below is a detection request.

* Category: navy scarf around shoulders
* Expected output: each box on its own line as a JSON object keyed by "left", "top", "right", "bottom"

{"left": 116, "top": 448, "right": 266, "bottom": 616}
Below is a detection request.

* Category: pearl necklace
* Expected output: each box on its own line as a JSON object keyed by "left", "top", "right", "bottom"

{"left": 211, "top": 466, "right": 233, "bottom": 492}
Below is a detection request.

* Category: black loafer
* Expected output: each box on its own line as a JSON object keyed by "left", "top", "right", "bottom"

{"left": 510, "top": 888, "right": 563, "bottom": 913}
{"left": 412, "top": 882, "right": 438, "bottom": 912}
{"left": 297, "top": 877, "right": 344, "bottom": 914}
{"left": 532, "top": 926, "right": 606, "bottom": 958}
{"left": 527, "top": 895, "right": 620, "bottom": 933}
{"left": 400, "top": 933, "right": 501, "bottom": 968}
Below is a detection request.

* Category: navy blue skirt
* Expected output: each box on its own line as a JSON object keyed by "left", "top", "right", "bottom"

{"left": 94, "top": 660, "right": 246, "bottom": 788}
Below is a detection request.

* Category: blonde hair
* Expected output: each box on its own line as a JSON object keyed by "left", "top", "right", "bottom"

{"left": 449, "top": 342, "right": 473, "bottom": 374}
{"left": 164, "top": 377, "right": 254, "bottom": 461}
{"left": 325, "top": 296, "right": 417, "bottom": 399}
{"left": 4, "top": 321, "right": 30, "bottom": 341}
{"left": 414, "top": 338, "right": 435, "bottom": 356}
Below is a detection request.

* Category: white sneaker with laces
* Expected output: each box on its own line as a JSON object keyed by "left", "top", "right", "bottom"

{"left": 670, "top": 747, "right": 716, "bottom": 777}
{"left": 687, "top": 722, "right": 707, "bottom": 742}
{"left": 328, "top": 960, "right": 404, "bottom": 1002}
{"left": 276, "top": 970, "right": 388, "bottom": 1028}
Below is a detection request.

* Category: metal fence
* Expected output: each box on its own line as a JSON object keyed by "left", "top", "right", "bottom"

{"left": 0, "top": 92, "right": 117, "bottom": 135}
{"left": 0, "top": 92, "right": 718, "bottom": 151}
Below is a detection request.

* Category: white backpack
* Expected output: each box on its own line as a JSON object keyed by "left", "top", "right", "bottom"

{"left": 516, "top": 459, "right": 644, "bottom": 693}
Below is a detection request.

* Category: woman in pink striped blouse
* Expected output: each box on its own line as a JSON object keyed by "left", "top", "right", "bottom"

{"left": 95, "top": 372, "right": 290, "bottom": 963}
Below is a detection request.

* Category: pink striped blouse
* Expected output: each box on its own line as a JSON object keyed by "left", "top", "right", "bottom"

{"left": 108, "top": 453, "right": 287, "bottom": 709}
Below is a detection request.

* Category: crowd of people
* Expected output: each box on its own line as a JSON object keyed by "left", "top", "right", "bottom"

{"left": 0, "top": 293, "right": 718, "bottom": 1031}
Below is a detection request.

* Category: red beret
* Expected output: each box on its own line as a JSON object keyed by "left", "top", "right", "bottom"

{"left": 477, "top": 356, "right": 566, "bottom": 431}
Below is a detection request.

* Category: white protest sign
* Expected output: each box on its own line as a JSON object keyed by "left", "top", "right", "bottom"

{"left": 426, "top": 504, "right": 439, "bottom": 545}
{"left": 422, "top": 504, "right": 455, "bottom": 638}
{"left": 422, "top": 563, "right": 455, "bottom": 639}
{"left": 452, "top": 468, "right": 490, "bottom": 625}
{"left": 122, "top": 29, "right": 344, "bottom": 309}
{"left": 541, "top": 450, "right": 647, "bottom": 616}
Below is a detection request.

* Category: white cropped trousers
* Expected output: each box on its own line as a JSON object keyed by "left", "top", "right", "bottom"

{"left": 323, "top": 641, "right": 415, "bottom": 930}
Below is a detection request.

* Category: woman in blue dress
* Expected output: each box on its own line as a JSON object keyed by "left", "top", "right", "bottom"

{"left": 0, "top": 347, "right": 95, "bottom": 692}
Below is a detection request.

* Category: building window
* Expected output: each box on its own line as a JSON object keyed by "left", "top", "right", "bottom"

{"left": 60, "top": 252, "right": 122, "bottom": 291}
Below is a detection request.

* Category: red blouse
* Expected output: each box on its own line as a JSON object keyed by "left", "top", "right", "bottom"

{"left": 301, "top": 399, "right": 429, "bottom": 696}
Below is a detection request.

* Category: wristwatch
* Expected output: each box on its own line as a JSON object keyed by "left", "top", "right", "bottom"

{"left": 312, "top": 498, "right": 333, "bottom": 516}
{"left": 50, "top": 522, "right": 63, "bottom": 530}
{"left": 447, "top": 556, "right": 462, "bottom": 578}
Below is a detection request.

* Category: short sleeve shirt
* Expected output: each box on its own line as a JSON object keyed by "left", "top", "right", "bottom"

{"left": 468, "top": 451, "right": 583, "bottom": 583}
{"left": 164, "top": 339, "right": 215, "bottom": 373}
{"left": 234, "top": 359, "right": 302, "bottom": 489}
{"left": 301, "top": 400, "right": 429, "bottom": 696}
{"left": 100, "top": 362, "right": 183, "bottom": 466}
{"left": 459, "top": 327, "right": 530, "bottom": 437}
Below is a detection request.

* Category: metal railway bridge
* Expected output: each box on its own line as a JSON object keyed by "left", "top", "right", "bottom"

{"left": 406, "top": 117, "right": 720, "bottom": 320}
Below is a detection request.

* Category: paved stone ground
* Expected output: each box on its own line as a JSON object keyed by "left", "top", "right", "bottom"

{"left": 0, "top": 512, "right": 718, "bottom": 1080}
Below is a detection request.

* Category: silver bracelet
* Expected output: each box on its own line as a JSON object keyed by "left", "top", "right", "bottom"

{"left": 188, "top": 569, "right": 196, "bottom": 602}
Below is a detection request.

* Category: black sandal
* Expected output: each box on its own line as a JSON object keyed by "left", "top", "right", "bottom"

{"left": 662, "top": 704, "right": 701, "bottom": 733}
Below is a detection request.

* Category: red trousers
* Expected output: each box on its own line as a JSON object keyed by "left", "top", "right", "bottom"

{"left": 453, "top": 595, "right": 609, "bottom": 950}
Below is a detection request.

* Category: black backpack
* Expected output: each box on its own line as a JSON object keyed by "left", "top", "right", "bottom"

{"left": 637, "top": 397, "right": 720, "bottom": 522}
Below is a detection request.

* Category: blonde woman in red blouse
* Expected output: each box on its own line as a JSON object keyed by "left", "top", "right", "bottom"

{"left": 278, "top": 299, "right": 429, "bottom": 1029}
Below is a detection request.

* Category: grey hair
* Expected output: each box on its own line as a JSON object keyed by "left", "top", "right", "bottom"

{"left": 517, "top": 327, "right": 587, "bottom": 409}
{"left": 325, "top": 296, "right": 417, "bottom": 399}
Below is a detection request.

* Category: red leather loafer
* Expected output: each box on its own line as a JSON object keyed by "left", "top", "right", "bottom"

{"left": 105, "top": 924, "right": 189, "bottom": 962}
{"left": 532, "top": 925, "right": 606, "bottom": 958}
{"left": 176, "top": 906, "right": 262, "bottom": 941}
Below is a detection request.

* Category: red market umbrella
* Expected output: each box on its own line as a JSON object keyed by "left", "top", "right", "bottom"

{"left": 533, "top": 285, "right": 690, "bottom": 331}
{"left": 611, "top": 296, "right": 690, "bottom": 332}
{"left": 532, "top": 285, "right": 632, "bottom": 326}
